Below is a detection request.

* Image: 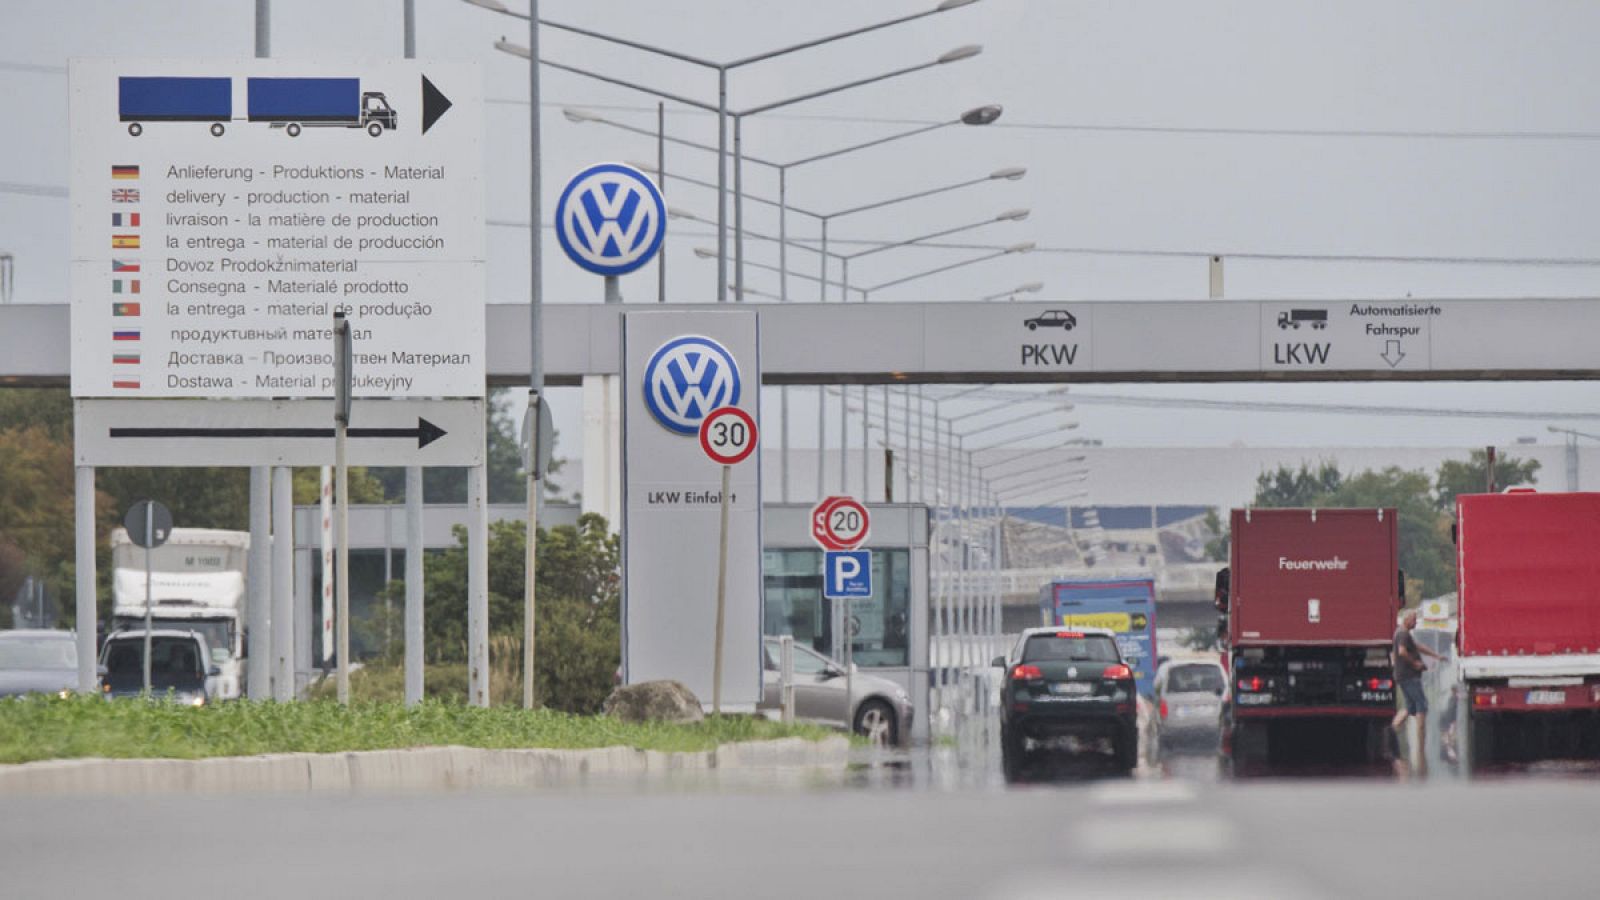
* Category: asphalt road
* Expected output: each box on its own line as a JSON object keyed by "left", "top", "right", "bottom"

{"left": 3, "top": 747, "right": 1596, "bottom": 900}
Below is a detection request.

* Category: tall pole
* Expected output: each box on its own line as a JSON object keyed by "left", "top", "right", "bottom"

{"left": 247, "top": 468, "right": 271, "bottom": 698}
{"left": 716, "top": 68, "right": 728, "bottom": 303}
{"left": 861, "top": 384, "right": 869, "bottom": 498}
{"left": 403, "top": 0, "right": 425, "bottom": 709}
{"left": 405, "top": 467, "right": 424, "bottom": 706}
{"left": 777, "top": 167, "right": 789, "bottom": 500}
{"left": 780, "top": 387, "right": 790, "bottom": 502}
{"left": 839, "top": 385, "right": 848, "bottom": 494}
{"left": 733, "top": 115, "right": 744, "bottom": 301}
{"left": 74, "top": 467, "right": 95, "bottom": 693}
{"left": 816, "top": 387, "right": 826, "bottom": 500}
{"left": 778, "top": 169, "right": 788, "bottom": 304}
{"left": 524, "top": 0, "right": 546, "bottom": 708}
{"left": 248, "top": 0, "right": 273, "bottom": 702}
{"left": 657, "top": 100, "right": 666, "bottom": 303}
{"left": 254, "top": 0, "right": 269, "bottom": 57}
{"left": 271, "top": 467, "right": 293, "bottom": 700}
{"left": 142, "top": 503, "right": 153, "bottom": 696}
{"left": 334, "top": 312, "right": 352, "bottom": 705}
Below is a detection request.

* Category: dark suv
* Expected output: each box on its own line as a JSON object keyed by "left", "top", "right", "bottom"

{"left": 995, "top": 627, "right": 1138, "bottom": 778}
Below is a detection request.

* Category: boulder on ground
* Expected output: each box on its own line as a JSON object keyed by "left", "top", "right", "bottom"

{"left": 602, "top": 680, "right": 705, "bottom": 724}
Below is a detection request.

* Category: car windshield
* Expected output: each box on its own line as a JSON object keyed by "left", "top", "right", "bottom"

{"left": 113, "top": 617, "right": 232, "bottom": 661}
{"left": 101, "top": 637, "right": 205, "bottom": 691}
{"left": 0, "top": 636, "right": 77, "bottom": 670}
{"left": 1168, "top": 664, "right": 1225, "bottom": 693}
{"left": 1021, "top": 634, "right": 1119, "bottom": 663}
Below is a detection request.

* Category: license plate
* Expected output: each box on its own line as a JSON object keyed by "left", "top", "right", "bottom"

{"left": 1237, "top": 693, "right": 1273, "bottom": 706}
{"left": 1178, "top": 705, "right": 1216, "bottom": 718}
{"left": 1050, "top": 682, "right": 1093, "bottom": 695}
{"left": 1527, "top": 690, "right": 1566, "bottom": 705}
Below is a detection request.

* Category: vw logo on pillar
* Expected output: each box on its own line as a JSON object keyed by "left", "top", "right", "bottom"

{"left": 642, "top": 336, "right": 742, "bottom": 436}
{"left": 554, "top": 162, "right": 666, "bottom": 276}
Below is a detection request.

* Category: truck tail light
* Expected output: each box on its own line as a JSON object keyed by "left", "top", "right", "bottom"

{"left": 1238, "top": 676, "right": 1265, "bottom": 693}
{"left": 1012, "top": 664, "right": 1043, "bottom": 682}
{"left": 1159, "top": 698, "right": 1168, "bottom": 720}
{"left": 1367, "top": 677, "right": 1393, "bottom": 691}
{"left": 1102, "top": 664, "right": 1133, "bottom": 680}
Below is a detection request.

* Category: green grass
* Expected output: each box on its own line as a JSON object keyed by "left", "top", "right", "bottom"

{"left": 0, "top": 695, "right": 837, "bottom": 765}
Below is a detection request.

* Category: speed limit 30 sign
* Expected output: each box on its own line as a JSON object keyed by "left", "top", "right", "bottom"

{"left": 811, "top": 495, "right": 870, "bottom": 551}
{"left": 699, "top": 406, "right": 758, "bottom": 465}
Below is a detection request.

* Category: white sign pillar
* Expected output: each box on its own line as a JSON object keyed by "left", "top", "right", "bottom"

{"left": 621, "top": 311, "right": 761, "bottom": 709}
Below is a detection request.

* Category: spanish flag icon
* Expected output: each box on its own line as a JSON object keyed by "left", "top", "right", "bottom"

{"left": 112, "top": 234, "right": 140, "bottom": 249}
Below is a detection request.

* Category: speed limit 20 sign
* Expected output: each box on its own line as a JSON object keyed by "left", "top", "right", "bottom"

{"left": 811, "top": 495, "right": 870, "bottom": 551}
{"left": 698, "top": 406, "right": 758, "bottom": 465}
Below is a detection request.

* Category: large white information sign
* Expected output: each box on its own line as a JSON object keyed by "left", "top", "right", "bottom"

{"left": 68, "top": 59, "right": 484, "bottom": 399}
{"left": 622, "top": 311, "right": 762, "bottom": 710}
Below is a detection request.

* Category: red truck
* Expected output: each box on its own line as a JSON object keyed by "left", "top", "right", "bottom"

{"left": 1214, "top": 508, "right": 1402, "bottom": 770}
{"left": 1456, "top": 491, "right": 1600, "bottom": 771}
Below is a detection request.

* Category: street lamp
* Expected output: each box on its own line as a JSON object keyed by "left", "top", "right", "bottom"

{"left": 468, "top": 0, "right": 987, "bottom": 302}
{"left": 833, "top": 209, "right": 1029, "bottom": 302}
{"left": 862, "top": 242, "right": 1036, "bottom": 300}
{"left": 568, "top": 104, "right": 1010, "bottom": 302}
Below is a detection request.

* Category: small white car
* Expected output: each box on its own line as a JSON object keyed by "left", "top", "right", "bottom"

{"left": 1151, "top": 658, "right": 1228, "bottom": 755}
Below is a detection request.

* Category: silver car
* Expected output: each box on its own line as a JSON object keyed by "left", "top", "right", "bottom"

{"left": 1151, "top": 658, "right": 1228, "bottom": 755}
{"left": 0, "top": 630, "right": 79, "bottom": 698}
{"left": 759, "top": 638, "right": 914, "bottom": 746}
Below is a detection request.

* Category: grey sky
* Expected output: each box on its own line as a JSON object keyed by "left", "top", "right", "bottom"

{"left": 4, "top": 0, "right": 1600, "bottom": 452}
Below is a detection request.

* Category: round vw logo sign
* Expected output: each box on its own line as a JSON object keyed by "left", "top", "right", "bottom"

{"left": 643, "top": 336, "right": 741, "bottom": 436}
{"left": 555, "top": 162, "right": 666, "bottom": 276}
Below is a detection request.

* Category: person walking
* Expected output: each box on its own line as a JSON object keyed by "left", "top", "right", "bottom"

{"left": 1391, "top": 609, "right": 1444, "bottom": 774}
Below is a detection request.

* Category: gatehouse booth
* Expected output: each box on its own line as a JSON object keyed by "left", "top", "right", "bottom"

{"left": 761, "top": 503, "right": 931, "bottom": 743}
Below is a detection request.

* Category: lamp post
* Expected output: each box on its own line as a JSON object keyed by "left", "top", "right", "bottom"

{"left": 862, "top": 242, "right": 1036, "bottom": 300}
{"left": 478, "top": 0, "right": 988, "bottom": 303}
{"left": 572, "top": 106, "right": 1010, "bottom": 305}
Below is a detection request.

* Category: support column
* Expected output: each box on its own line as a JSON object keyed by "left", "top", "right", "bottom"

{"left": 405, "top": 466, "right": 425, "bottom": 706}
{"left": 271, "top": 466, "right": 293, "bottom": 701}
{"left": 74, "top": 466, "right": 97, "bottom": 694}
{"left": 467, "top": 463, "right": 490, "bottom": 707}
{"left": 582, "top": 375, "right": 622, "bottom": 526}
{"left": 247, "top": 467, "right": 272, "bottom": 699}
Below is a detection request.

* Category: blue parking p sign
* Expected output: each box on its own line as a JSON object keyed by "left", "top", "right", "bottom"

{"left": 824, "top": 550, "right": 872, "bottom": 600}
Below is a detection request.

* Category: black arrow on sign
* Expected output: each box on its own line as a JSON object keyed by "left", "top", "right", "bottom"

{"left": 421, "top": 75, "right": 452, "bottom": 135}
{"left": 109, "top": 417, "right": 447, "bottom": 449}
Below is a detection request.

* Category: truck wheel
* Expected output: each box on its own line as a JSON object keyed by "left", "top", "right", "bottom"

{"left": 368, "top": 121, "right": 384, "bottom": 137}
{"left": 128, "top": 123, "right": 142, "bottom": 137}
{"left": 287, "top": 123, "right": 302, "bottom": 137}
{"left": 210, "top": 122, "right": 225, "bottom": 137}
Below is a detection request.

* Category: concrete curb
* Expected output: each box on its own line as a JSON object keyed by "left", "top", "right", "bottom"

{"left": 0, "top": 736, "right": 851, "bottom": 795}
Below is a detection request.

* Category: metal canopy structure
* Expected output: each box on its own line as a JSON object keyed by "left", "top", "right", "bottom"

{"left": 7, "top": 297, "right": 1600, "bottom": 387}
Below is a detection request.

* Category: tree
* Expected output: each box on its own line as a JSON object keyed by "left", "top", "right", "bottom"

{"left": 412, "top": 513, "right": 619, "bottom": 712}
{"left": 1436, "top": 449, "right": 1540, "bottom": 512}
{"left": 1252, "top": 462, "right": 1343, "bottom": 508}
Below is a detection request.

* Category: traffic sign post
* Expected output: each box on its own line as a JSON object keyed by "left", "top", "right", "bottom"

{"left": 811, "top": 495, "right": 871, "bottom": 552}
{"left": 700, "top": 406, "right": 758, "bottom": 715}
{"left": 123, "top": 499, "right": 172, "bottom": 696}
{"left": 811, "top": 496, "right": 872, "bottom": 721}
